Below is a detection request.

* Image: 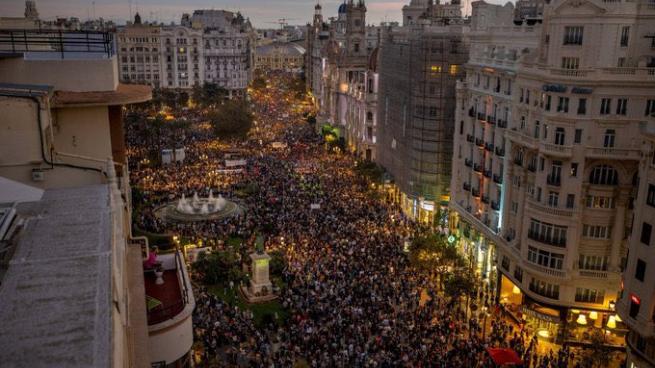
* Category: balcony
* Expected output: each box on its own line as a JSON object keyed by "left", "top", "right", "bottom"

{"left": 586, "top": 146, "right": 641, "bottom": 161}
{"left": 472, "top": 188, "right": 481, "bottom": 198}
{"left": 497, "top": 119, "right": 507, "bottom": 129}
{"left": 477, "top": 112, "right": 486, "bottom": 120}
{"left": 495, "top": 147, "right": 505, "bottom": 157}
{"left": 527, "top": 164, "right": 537, "bottom": 173}
{"left": 466, "top": 134, "right": 474, "bottom": 143}
{"left": 513, "top": 157, "right": 523, "bottom": 166}
{"left": 577, "top": 269, "right": 608, "bottom": 279}
{"left": 527, "top": 230, "right": 566, "bottom": 247}
{"left": 487, "top": 115, "right": 496, "bottom": 124}
{"left": 491, "top": 201, "right": 500, "bottom": 211}
{"left": 0, "top": 29, "right": 115, "bottom": 58}
{"left": 145, "top": 251, "right": 195, "bottom": 365}
{"left": 463, "top": 182, "right": 471, "bottom": 191}
{"left": 506, "top": 129, "right": 537, "bottom": 149}
{"left": 526, "top": 197, "right": 576, "bottom": 217}
{"left": 547, "top": 175, "right": 561, "bottom": 187}
{"left": 493, "top": 174, "right": 503, "bottom": 184}
{"left": 485, "top": 142, "right": 494, "bottom": 152}
{"left": 483, "top": 169, "right": 492, "bottom": 178}
{"left": 464, "top": 158, "right": 473, "bottom": 167}
{"left": 525, "top": 261, "right": 566, "bottom": 278}
{"left": 473, "top": 163, "right": 483, "bottom": 173}
{"left": 468, "top": 108, "right": 476, "bottom": 118}
{"left": 481, "top": 195, "right": 490, "bottom": 204}
{"left": 475, "top": 138, "right": 485, "bottom": 147}
{"left": 540, "top": 142, "right": 572, "bottom": 158}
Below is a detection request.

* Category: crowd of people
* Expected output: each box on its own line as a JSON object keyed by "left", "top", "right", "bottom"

{"left": 128, "top": 72, "right": 601, "bottom": 368}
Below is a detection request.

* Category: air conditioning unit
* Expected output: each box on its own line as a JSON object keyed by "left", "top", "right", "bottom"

{"left": 31, "top": 169, "right": 45, "bottom": 182}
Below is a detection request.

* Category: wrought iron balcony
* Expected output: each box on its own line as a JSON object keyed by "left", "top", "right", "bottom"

{"left": 493, "top": 174, "right": 503, "bottom": 184}
{"left": 475, "top": 138, "right": 484, "bottom": 147}
{"left": 497, "top": 119, "right": 507, "bottom": 128}
{"left": 466, "top": 134, "right": 474, "bottom": 143}
{"left": 483, "top": 169, "right": 492, "bottom": 178}
{"left": 473, "top": 163, "right": 483, "bottom": 173}
{"left": 491, "top": 201, "right": 500, "bottom": 211}
{"left": 463, "top": 182, "right": 471, "bottom": 191}
{"left": 485, "top": 143, "right": 494, "bottom": 152}
{"left": 464, "top": 158, "right": 473, "bottom": 167}
{"left": 472, "top": 188, "right": 481, "bottom": 198}
{"left": 477, "top": 112, "right": 486, "bottom": 120}
{"left": 481, "top": 195, "right": 490, "bottom": 204}
{"left": 495, "top": 147, "right": 505, "bottom": 157}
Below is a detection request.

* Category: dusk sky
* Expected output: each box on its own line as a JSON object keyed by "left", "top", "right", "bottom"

{"left": 0, "top": 0, "right": 494, "bottom": 28}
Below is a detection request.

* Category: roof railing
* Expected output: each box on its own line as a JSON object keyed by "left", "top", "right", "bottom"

{"left": 0, "top": 29, "right": 115, "bottom": 59}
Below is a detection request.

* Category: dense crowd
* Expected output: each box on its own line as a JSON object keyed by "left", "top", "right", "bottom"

{"left": 129, "top": 72, "right": 591, "bottom": 368}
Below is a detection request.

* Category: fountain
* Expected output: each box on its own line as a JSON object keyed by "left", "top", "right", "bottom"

{"left": 156, "top": 189, "right": 242, "bottom": 222}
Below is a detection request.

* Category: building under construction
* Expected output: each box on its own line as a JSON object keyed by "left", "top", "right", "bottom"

{"left": 377, "top": 22, "right": 469, "bottom": 223}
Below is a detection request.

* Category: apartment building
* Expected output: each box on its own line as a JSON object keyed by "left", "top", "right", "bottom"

{"left": 450, "top": 0, "right": 539, "bottom": 294}
{"left": 376, "top": 3, "right": 469, "bottom": 224}
{"left": 117, "top": 10, "right": 255, "bottom": 96}
{"left": 451, "top": 0, "right": 655, "bottom": 345}
{"left": 117, "top": 14, "right": 163, "bottom": 88}
{"left": 0, "top": 29, "right": 195, "bottom": 367}
{"left": 619, "top": 116, "right": 655, "bottom": 368}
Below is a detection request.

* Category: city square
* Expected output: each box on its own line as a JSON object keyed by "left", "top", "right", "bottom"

{"left": 0, "top": 0, "right": 653, "bottom": 367}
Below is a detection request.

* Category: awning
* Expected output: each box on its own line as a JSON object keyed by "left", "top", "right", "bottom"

{"left": 486, "top": 348, "right": 523, "bottom": 366}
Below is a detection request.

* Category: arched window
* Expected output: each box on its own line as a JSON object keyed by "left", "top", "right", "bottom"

{"left": 589, "top": 165, "right": 619, "bottom": 185}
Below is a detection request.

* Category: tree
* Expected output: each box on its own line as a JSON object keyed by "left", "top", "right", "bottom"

{"left": 194, "top": 250, "right": 243, "bottom": 285}
{"left": 580, "top": 330, "right": 616, "bottom": 368}
{"left": 193, "top": 82, "right": 227, "bottom": 108}
{"left": 208, "top": 100, "right": 254, "bottom": 139}
{"left": 355, "top": 160, "right": 384, "bottom": 183}
{"left": 444, "top": 272, "right": 476, "bottom": 306}
{"left": 161, "top": 89, "right": 178, "bottom": 109}
{"left": 252, "top": 75, "right": 267, "bottom": 90}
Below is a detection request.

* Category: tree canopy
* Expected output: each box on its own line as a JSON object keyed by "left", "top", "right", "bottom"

{"left": 208, "top": 100, "right": 254, "bottom": 140}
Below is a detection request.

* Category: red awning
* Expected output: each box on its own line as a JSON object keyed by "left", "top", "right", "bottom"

{"left": 486, "top": 347, "right": 523, "bottom": 366}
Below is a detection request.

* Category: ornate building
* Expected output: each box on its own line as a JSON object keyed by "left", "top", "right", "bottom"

{"left": 305, "top": 1, "right": 382, "bottom": 161}
{"left": 451, "top": 0, "right": 655, "bottom": 347}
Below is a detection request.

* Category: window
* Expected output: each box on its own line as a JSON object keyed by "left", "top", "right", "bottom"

{"left": 647, "top": 184, "right": 655, "bottom": 207}
{"left": 557, "top": 97, "right": 569, "bottom": 113}
{"left": 566, "top": 194, "right": 575, "bottom": 209}
{"left": 600, "top": 98, "right": 612, "bottom": 115}
{"left": 575, "top": 288, "right": 605, "bottom": 304}
{"left": 589, "top": 165, "right": 619, "bottom": 185}
{"left": 574, "top": 129, "right": 582, "bottom": 143}
{"left": 582, "top": 225, "right": 612, "bottom": 239}
{"left": 555, "top": 128, "right": 565, "bottom": 145}
{"left": 514, "top": 266, "right": 523, "bottom": 282}
{"left": 563, "top": 26, "right": 584, "bottom": 45}
{"left": 630, "top": 296, "right": 640, "bottom": 318}
{"left": 529, "top": 278, "right": 560, "bottom": 299}
{"left": 579, "top": 255, "right": 609, "bottom": 271}
{"left": 545, "top": 95, "right": 552, "bottom": 111}
{"left": 636, "top": 259, "right": 646, "bottom": 282}
{"left": 562, "top": 57, "right": 579, "bottom": 69}
{"left": 616, "top": 98, "right": 627, "bottom": 115}
{"left": 528, "top": 246, "right": 564, "bottom": 269}
{"left": 570, "top": 163, "right": 578, "bottom": 177}
{"left": 646, "top": 100, "right": 655, "bottom": 117}
{"left": 577, "top": 98, "right": 587, "bottom": 115}
{"left": 501, "top": 255, "right": 510, "bottom": 271}
{"left": 603, "top": 129, "right": 616, "bottom": 148}
{"left": 548, "top": 192, "right": 559, "bottom": 207}
{"left": 641, "top": 222, "right": 652, "bottom": 245}
{"left": 586, "top": 195, "right": 614, "bottom": 209}
{"left": 620, "top": 26, "right": 630, "bottom": 47}
{"left": 529, "top": 218, "right": 567, "bottom": 247}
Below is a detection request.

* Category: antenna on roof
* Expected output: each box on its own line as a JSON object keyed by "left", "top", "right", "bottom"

{"left": 128, "top": 0, "right": 132, "bottom": 23}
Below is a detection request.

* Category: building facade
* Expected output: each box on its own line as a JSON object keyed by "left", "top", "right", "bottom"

{"left": 377, "top": 3, "right": 469, "bottom": 224}
{"left": 117, "top": 10, "right": 255, "bottom": 95}
{"left": 255, "top": 42, "right": 306, "bottom": 72}
{"left": 619, "top": 120, "right": 655, "bottom": 368}
{"left": 451, "top": 0, "right": 655, "bottom": 345}
{"left": 305, "top": 1, "right": 382, "bottom": 161}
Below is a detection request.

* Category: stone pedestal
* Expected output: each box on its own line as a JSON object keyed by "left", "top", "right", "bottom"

{"left": 240, "top": 252, "right": 277, "bottom": 303}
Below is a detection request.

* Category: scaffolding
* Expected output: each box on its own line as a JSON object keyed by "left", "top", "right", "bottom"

{"left": 377, "top": 26, "right": 469, "bottom": 211}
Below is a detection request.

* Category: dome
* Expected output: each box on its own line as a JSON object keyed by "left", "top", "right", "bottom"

{"left": 338, "top": 2, "right": 347, "bottom": 13}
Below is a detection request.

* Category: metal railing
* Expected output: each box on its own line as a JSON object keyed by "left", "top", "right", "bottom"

{"left": 0, "top": 29, "right": 115, "bottom": 58}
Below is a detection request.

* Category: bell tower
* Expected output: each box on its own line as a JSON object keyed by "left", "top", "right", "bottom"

{"left": 24, "top": 0, "right": 39, "bottom": 20}
{"left": 345, "top": 0, "right": 367, "bottom": 59}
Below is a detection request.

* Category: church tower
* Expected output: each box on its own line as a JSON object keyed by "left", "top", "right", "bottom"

{"left": 313, "top": 2, "right": 323, "bottom": 31}
{"left": 24, "top": 0, "right": 39, "bottom": 20}
{"left": 345, "top": 0, "right": 367, "bottom": 60}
